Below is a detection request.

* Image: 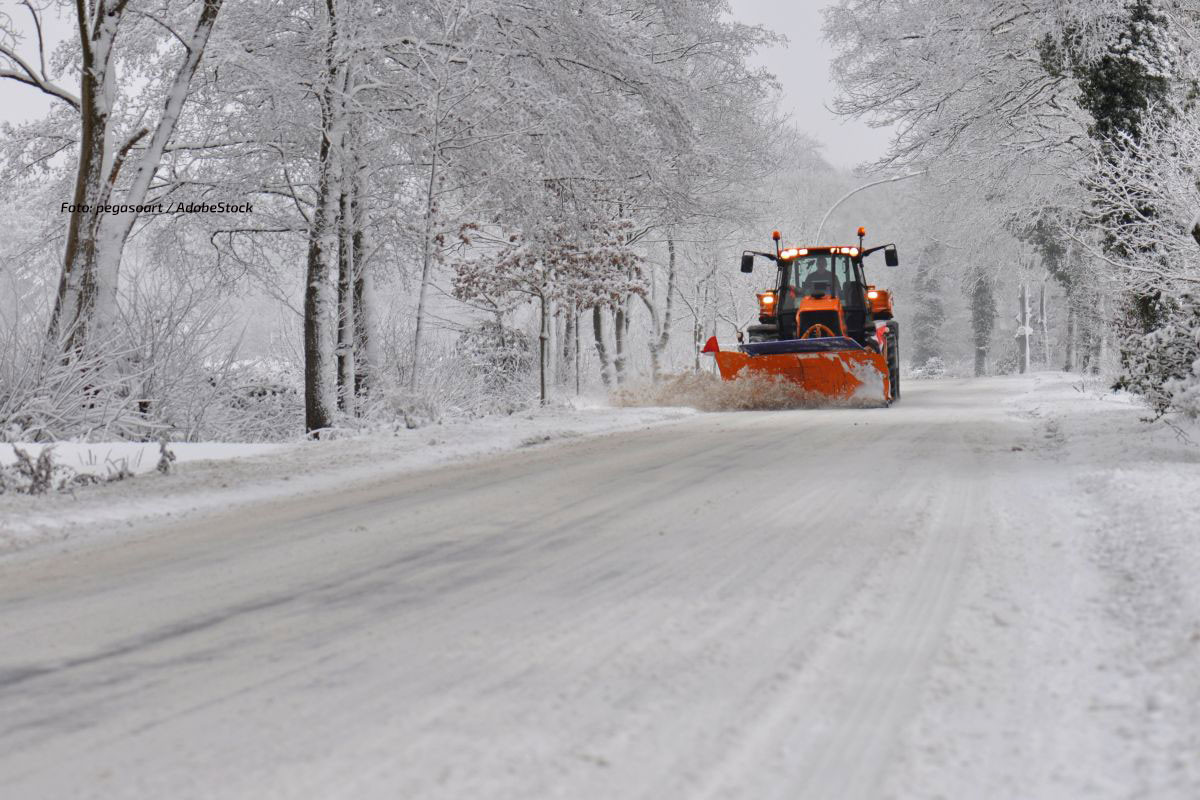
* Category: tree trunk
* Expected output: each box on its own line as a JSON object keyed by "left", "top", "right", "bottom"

{"left": 548, "top": 299, "right": 558, "bottom": 387}
{"left": 592, "top": 305, "right": 612, "bottom": 387}
{"left": 613, "top": 305, "right": 627, "bottom": 385}
{"left": 1064, "top": 301, "right": 1076, "bottom": 372}
{"left": 410, "top": 97, "right": 441, "bottom": 390}
{"left": 693, "top": 273, "right": 715, "bottom": 371}
{"left": 563, "top": 309, "right": 576, "bottom": 387}
{"left": 1018, "top": 282, "right": 1030, "bottom": 374}
{"left": 304, "top": 146, "right": 340, "bottom": 434}
{"left": 539, "top": 293, "right": 548, "bottom": 405}
{"left": 643, "top": 235, "right": 677, "bottom": 381}
{"left": 970, "top": 268, "right": 994, "bottom": 377}
{"left": 352, "top": 165, "right": 376, "bottom": 400}
{"left": 336, "top": 166, "right": 355, "bottom": 413}
{"left": 304, "top": 0, "right": 344, "bottom": 435}
{"left": 353, "top": 257, "right": 376, "bottom": 400}
{"left": 48, "top": 8, "right": 115, "bottom": 356}
{"left": 1039, "top": 282, "right": 1050, "bottom": 367}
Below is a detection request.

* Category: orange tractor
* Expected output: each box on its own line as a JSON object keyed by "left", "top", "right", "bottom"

{"left": 703, "top": 228, "right": 901, "bottom": 404}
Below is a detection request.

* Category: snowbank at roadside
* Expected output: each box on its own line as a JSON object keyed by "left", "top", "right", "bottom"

{"left": 0, "top": 402, "right": 696, "bottom": 556}
{"left": 883, "top": 372, "right": 1200, "bottom": 799}
{"left": 0, "top": 442, "right": 288, "bottom": 477}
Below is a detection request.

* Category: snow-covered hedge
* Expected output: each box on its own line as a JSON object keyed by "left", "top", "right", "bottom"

{"left": 1116, "top": 293, "right": 1200, "bottom": 419}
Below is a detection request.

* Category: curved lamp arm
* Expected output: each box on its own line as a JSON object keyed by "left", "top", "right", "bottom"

{"left": 814, "top": 170, "right": 926, "bottom": 242}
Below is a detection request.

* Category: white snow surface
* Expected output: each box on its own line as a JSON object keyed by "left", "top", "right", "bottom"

{"left": 1, "top": 442, "right": 288, "bottom": 477}
{"left": 0, "top": 402, "right": 695, "bottom": 553}
{"left": 1, "top": 374, "right": 1199, "bottom": 799}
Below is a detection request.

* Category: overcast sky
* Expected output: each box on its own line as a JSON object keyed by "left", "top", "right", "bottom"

{"left": 0, "top": 5, "right": 66, "bottom": 128}
{"left": 727, "top": 0, "right": 893, "bottom": 170}
{"left": 0, "top": 1, "right": 892, "bottom": 170}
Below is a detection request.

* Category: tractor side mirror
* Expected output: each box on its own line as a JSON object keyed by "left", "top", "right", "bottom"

{"left": 740, "top": 253, "right": 755, "bottom": 273}
{"left": 885, "top": 246, "right": 899, "bottom": 267}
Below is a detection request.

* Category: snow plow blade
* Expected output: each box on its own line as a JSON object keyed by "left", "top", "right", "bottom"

{"left": 704, "top": 337, "right": 892, "bottom": 404}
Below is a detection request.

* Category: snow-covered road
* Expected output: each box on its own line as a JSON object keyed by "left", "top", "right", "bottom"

{"left": 2, "top": 375, "right": 1198, "bottom": 799}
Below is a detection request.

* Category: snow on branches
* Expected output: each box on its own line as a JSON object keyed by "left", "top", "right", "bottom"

{"left": 1087, "top": 111, "right": 1200, "bottom": 290}
{"left": 1087, "top": 107, "right": 1200, "bottom": 417}
{"left": 825, "top": 0, "right": 1200, "bottom": 411}
{"left": 452, "top": 218, "right": 644, "bottom": 312}
{"left": 452, "top": 214, "right": 644, "bottom": 403}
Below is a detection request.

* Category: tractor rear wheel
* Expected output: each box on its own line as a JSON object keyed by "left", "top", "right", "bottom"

{"left": 885, "top": 321, "right": 900, "bottom": 402}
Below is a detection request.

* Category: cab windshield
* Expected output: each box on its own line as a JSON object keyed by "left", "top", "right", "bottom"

{"left": 778, "top": 253, "right": 855, "bottom": 312}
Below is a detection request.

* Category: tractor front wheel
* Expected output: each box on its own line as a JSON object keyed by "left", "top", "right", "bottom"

{"left": 746, "top": 323, "right": 778, "bottom": 343}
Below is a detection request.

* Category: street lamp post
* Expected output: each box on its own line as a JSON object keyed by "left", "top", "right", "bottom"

{"left": 813, "top": 170, "right": 926, "bottom": 242}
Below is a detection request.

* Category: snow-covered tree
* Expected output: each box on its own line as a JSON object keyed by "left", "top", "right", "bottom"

{"left": 0, "top": 0, "right": 801, "bottom": 437}
{"left": 910, "top": 244, "right": 946, "bottom": 368}
{"left": 824, "top": 0, "right": 1200, "bottom": 407}
{"left": 0, "top": 0, "right": 224, "bottom": 359}
{"left": 967, "top": 265, "right": 997, "bottom": 377}
{"left": 452, "top": 213, "right": 643, "bottom": 403}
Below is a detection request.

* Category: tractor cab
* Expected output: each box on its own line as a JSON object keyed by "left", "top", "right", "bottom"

{"left": 775, "top": 248, "right": 871, "bottom": 343}
{"left": 745, "top": 235, "right": 896, "bottom": 347}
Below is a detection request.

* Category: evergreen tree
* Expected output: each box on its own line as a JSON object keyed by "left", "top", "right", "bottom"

{"left": 911, "top": 244, "right": 945, "bottom": 367}
{"left": 1074, "top": 1, "right": 1174, "bottom": 148}
{"left": 1074, "top": 0, "right": 1175, "bottom": 335}
{"left": 968, "top": 266, "right": 996, "bottom": 377}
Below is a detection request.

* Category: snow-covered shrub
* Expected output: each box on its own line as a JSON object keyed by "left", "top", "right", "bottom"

{"left": 0, "top": 321, "right": 150, "bottom": 442}
{"left": 0, "top": 446, "right": 117, "bottom": 495}
{"left": 0, "top": 265, "right": 307, "bottom": 443}
{"left": 456, "top": 322, "right": 535, "bottom": 397}
{"left": 4, "top": 450, "right": 140, "bottom": 494}
{"left": 2, "top": 446, "right": 57, "bottom": 494}
{"left": 909, "top": 356, "right": 947, "bottom": 379}
{"left": 207, "top": 360, "right": 303, "bottom": 441}
{"left": 115, "top": 275, "right": 304, "bottom": 442}
{"left": 156, "top": 439, "right": 177, "bottom": 474}
{"left": 374, "top": 384, "right": 444, "bottom": 431}
{"left": 994, "top": 349, "right": 1019, "bottom": 376}
{"left": 1116, "top": 292, "right": 1200, "bottom": 419}
{"left": 370, "top": 333, "right": 537, "bottom": 428}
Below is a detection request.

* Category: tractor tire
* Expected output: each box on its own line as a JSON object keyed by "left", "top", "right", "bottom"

{"left": 885, "top": 321, "right": 900, "bottom": 402}
{"left": 747, "top": 323, "right": 778, "bottom": 343}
